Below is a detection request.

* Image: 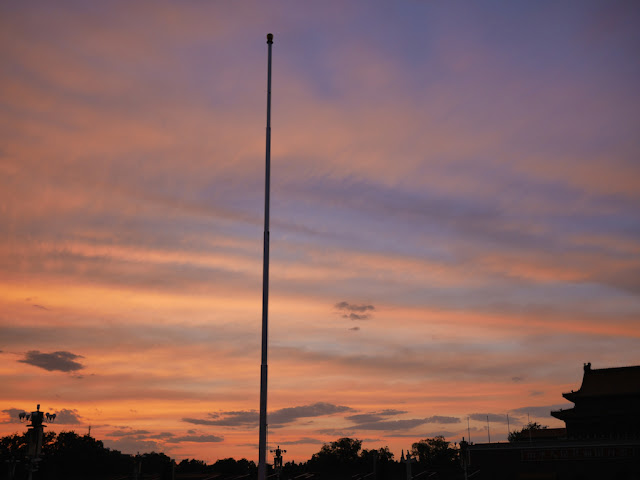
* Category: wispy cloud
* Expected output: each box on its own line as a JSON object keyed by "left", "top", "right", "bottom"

{"left": 510, "top": 405, "right": 570, "bottom": 420}
{"left": 272, "top": 437, "right": 324, "bottom": 446}
{"left": 348, "top": 415, "right": 460, "bottom": 431}
{"left": 270, "top": 402, "right": 355, "bottom": 425}
{"left": 103, "top": 437, "right": 161, "bottom": 454}
{"left": 166, "top": 434, "right": 223, "bottom": 444}
{"left": 183, "top": 411, "right": 258, "bottom": 428}
{"left": 469, "top": 413, "right": 515, "bottom": 425}
{"left": 184, "top": 403, "right": 354, "bottom": 429}
{"left": 335, "top": 301, "right": 376, "bottom": 320}
{"left": 109, "top": 429, "right": 152, "bottom": 437}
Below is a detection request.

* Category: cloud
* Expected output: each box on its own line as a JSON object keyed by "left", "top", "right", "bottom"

{"left": 106, "top": 428, "right": 176, "bottom": 446}
{"left": 148, "top": 432, "right": 175, "bottom": 439}
{"left": 346, "top": 414, "right": 385, "bottom": 424}
{"left": 349, "top": 326, "right": 360, "bottom": 331}
{"left": 184, "top": 403, "right": 355, "bottom": 429}
{"left": 270, "top": 333, "right": 640, "bottom": 388}
{"left": 335, "top": 301, "right": 376, "bottom": 320}
{"left": 354, "top": 418, "right": 430, "bottom": 431}
{"left": 184, "top": 410, "right": 258, "bottom": 427}
{"left": 469, "top": 413, "right": 513, "bottom": 424}
{"left": 344, "top": 410, "right": 409, "bottom": 424}
{"left": 1, "top": 408, "right": 25, "bottom": 424}
{"left": 53, "top": 408, "right": 83, "bottom": 424}
{"left": 2, "top": 407, "right": 82, "bottom": 425}
{"left": 109, "top": 429, "right": 152, "bottom": 437}
{"left": 347, "top": 413, "right": 460, "bottom": 431}
{"left": 274, "top": 437, "right": 324, "bottom": 445}
{"left": 379, "top": 409, "right": 408, "bottom": 416}
{"left": 19, "top": 351, "right": 84, "bottom": 372}
{"left": 104, "top": 427, "right": 224, "bottom": 450}
{"left": 510, "top": 405, "right": 570, "bottom": 419}
{"left": 32, "top": 304, "right": 49, "bottom": 310}
{"left": 335, "top": 301, "right": 375, "bottom": 313}
{"left": 166, "top": 434, "right": 223, "bottom": 443}
{"left": 103, "top": 437, "right": 161, "bottom": 454}
{"left": 315, "top": 428, "right": 357, "bottom": 437}
{"left": 410, "top": 430, "right": 460, "bottom": 439}
{"left": 269, "top": 402, "right": 355, "bottom": 425}
{"left": 426, "top": 416, "right": 461, "bottom": 424}
{"left": 182, "top": 417, "right": 227, "bottom": 426}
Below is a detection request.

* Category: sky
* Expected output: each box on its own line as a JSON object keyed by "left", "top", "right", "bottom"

{"left": 1, "top": 0, "right": 639, "bottom": 464}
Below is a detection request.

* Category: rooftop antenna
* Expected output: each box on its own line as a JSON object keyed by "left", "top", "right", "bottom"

{"left": 258, "top": 32, "right": 274, "bottom": 480}
{"left": 487, "top": 415, "right": 491, "bottom": 443}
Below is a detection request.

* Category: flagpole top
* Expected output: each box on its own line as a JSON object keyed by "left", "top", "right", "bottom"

{"left": 267, "top": 33, "right": 273, "bottom": 44}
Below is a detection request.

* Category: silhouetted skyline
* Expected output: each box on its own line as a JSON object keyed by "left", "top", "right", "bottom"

{"left": 1, "top": 0, "right": 639, "bottom": 464}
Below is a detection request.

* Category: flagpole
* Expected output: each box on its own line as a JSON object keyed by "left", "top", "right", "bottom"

{"left": 258, "top": 32, "right": 273, "bottom": 480}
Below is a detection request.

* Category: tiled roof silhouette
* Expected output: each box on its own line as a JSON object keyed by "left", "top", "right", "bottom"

{"left": 564, "top": 363, "right": 640, "bottom": 400}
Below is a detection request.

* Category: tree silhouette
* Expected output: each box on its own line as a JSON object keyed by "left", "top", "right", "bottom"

{"left": 176, "top": 458, "right": 208, "bottom": 473}
{"left": 508, "top": 421, "right": 548, "bottom": 442}
{"left": 308, "top": 437, "right": 363, "bottom": 478}
{"left": 361, "top": 446, "right": 396, "bottom": 479}
{"left": 0, "top": 430, "right": 463, "bottom": 479}
{"left": 411, "top": 436, "right": 457, "bottom": 468}
{"left": 47, "top": 431, "right": 133, "bottom": 478}
{"left": 211, "top": 457, "right": 257, "bottom": 476}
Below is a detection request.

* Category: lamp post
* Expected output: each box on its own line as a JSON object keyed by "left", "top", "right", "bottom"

{"left": 271, "top": 445, "right": 286, "bottom": 479}
{"left": 18, "top": 404, "right": 55, "bottom": 480}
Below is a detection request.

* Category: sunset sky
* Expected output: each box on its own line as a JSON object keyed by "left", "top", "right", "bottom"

{"left": 1, "top": 0, "right": 639, "bottom": 464}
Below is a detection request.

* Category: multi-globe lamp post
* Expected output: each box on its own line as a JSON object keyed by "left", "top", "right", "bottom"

{"left": 271, "top": 445, "right": 286, "bottom": 479}
{"left": 18, "top": 404, "right": 56, "bottom": 479}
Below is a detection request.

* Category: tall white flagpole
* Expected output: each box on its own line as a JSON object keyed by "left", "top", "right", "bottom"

{"left": 258, "top": 32, "right": 273, "bottom": 480}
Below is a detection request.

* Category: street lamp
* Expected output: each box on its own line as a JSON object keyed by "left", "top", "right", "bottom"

{"left": 270, "top": 445, "right": 286, "bottom": 479}
{"left": 18, "top": 404, "right": 55, "bottom": 479}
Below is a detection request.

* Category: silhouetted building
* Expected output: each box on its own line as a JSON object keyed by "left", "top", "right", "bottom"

{"left": 551, "top": 362, "right": 640, "bottom": 439}
{"left": 462, "top": 363, "right": 640, "bottom": 480}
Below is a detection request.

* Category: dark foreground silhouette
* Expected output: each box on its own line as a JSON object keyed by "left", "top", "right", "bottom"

{"left": 6, "top": 363, "right": 638, "bottom": 479}
{"left": 0, "top": 431, "right": 460, "bottom": 480}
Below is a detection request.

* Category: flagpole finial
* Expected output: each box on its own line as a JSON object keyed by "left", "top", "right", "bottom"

{"left": 267, "top": 33, "right": 273, "bottom": 44}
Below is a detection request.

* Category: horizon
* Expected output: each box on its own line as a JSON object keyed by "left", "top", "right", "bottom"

{"left": 0, "top": 419, "right": 560, "bottom": 464}
{"left": 1, "top": 0, "right": 639, "bottom": 465}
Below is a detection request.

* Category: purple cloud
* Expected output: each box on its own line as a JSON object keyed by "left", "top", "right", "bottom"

{"left": 19, "top": 351, "right": 84, "bottom": 372}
